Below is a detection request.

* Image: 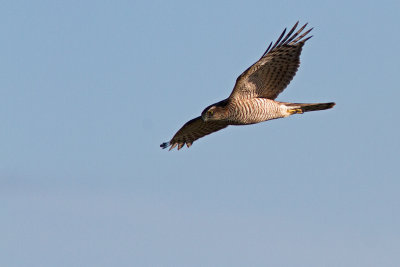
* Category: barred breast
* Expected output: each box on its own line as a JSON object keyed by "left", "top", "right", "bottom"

{"left": 228, "top": 98, "right": 289, "bottom": 124}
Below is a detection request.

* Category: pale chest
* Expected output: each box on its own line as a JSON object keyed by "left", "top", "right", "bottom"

{"left": 227, "top": 98, "right": 288, "bottom": 124}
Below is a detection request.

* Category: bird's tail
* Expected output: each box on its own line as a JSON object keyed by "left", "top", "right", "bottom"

{"left": 285, "top": 102, "right": 335, "bottom": 114}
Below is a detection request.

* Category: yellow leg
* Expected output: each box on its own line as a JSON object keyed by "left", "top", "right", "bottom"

{"left": 288, "top": 108, "right": 304, "bottom": 115}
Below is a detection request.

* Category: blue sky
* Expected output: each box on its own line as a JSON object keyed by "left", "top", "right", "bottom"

{"left": 1, "top": 0, "right": 400, "bottom": 266}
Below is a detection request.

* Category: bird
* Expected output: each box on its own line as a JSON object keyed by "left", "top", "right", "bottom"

{"left": 161, "top": 22, "right": 335, "bottom": 151}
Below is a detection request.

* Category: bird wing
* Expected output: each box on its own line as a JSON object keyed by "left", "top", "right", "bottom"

{"left": 160, "top": 117, "right": 228, "bottom": 151}
{"left": 229, "top": 22, "right": 312, "bottom": 100}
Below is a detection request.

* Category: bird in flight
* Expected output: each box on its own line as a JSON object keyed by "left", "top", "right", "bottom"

{"left": 161, "top": 22, "right": 335, "bottom": 151}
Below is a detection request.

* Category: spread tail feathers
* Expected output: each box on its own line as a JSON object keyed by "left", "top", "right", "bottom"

{"left": 287, "top": 102, "right": 335, "bottom": 113}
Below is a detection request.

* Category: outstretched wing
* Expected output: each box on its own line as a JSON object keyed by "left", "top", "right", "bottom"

{"left": 229, "top": 22, "right": 312, "bottom": 100}
{"left": 160, "top": 117, "right": 228, "bottom": 151}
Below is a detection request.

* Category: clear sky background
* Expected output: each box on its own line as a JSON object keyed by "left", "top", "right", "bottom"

{"left": 1, "top": 0, "right": 400, "bottom": 266}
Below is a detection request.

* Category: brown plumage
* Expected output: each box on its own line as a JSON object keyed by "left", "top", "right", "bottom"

{"left": 161, "top": 22, "right": 335, "bottom": 151}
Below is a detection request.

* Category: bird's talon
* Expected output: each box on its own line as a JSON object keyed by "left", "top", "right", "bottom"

{"left": 288, "top": 108, "right": 304, "bottom": 115}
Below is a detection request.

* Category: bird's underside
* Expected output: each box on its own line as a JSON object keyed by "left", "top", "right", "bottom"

{"left": 161, "top": 22, "right": 335, "bottom": 151}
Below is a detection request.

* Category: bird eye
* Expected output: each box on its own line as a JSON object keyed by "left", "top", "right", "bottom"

{"left": 207, "top": 110, "right": 214, "bottom": 116}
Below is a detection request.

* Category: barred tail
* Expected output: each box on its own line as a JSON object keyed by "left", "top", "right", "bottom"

{"left": 287, "top": 102, "right": 335, "bottom": 113}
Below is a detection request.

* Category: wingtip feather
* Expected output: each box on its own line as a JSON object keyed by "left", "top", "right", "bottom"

{"left": 169, "top": 143, "right": 177, "bottom": 151}
{"left": 160, "top": 142, "right": 170, "bottom": 149}
{"left": 279, "top": 22, "right": 299, "bottom": 46}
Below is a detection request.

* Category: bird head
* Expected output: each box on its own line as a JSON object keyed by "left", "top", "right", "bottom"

{"left": 201, "top": 102, "right": 228, "bottom": 122}
{"left": 201, "top": 106, "right": 216, "bottom": 121}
